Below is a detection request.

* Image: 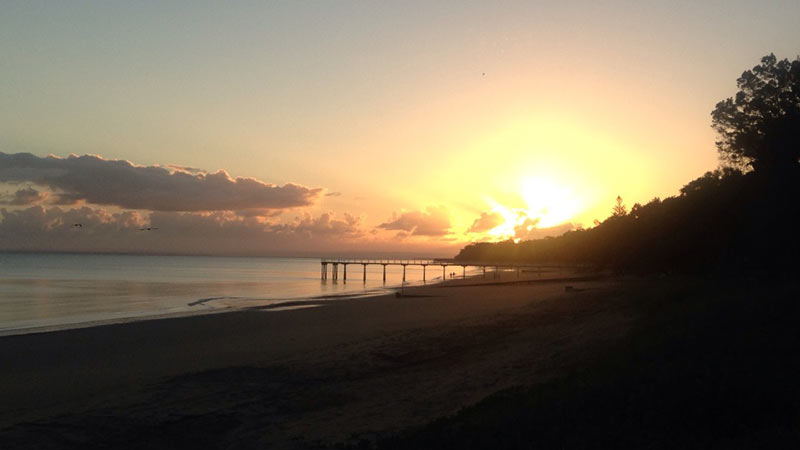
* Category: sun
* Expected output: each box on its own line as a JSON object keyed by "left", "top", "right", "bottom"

{"left": 520, "top": 177, "right": 580, "bottom": 228}
{"left": 484, "top": 177, "right": 581, "bottom": 240}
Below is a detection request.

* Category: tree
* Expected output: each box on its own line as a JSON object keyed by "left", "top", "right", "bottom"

{"left": 711, "top": 54, "right": 800, "bottom": 173}
{"left": 612, "top": 196, "right": 627, "bottom": 217}
{"left": 679, "top": 167, "right": 742, "bottom": 196}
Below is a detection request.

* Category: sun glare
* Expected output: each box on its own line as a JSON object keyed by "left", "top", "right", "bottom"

{"left": 520, "top": 177, "right": 579, "bottom": 228}
{"left": 485, "top": 177, "right": 581, "bottom": 240}
{"left": 485, "top": 199, "right": 519, "bottom": 238}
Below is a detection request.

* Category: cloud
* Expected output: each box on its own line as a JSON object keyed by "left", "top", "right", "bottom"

{"left": 165, "top": 164, "right": 205, "bottom": 174}
{"left": 234, "top": 208, "right": 283, "bottom": 218}
{"left": 467, "top": 211, "right": 504, "bottom": 233}
{"left": 378, "top": 206, "right": 451, "bottom": 236}
{"left": 512, "top": 216, "right": 574, "bottom": 240}
{"left": 393, "top": 231, "right": 411, "bottom": 240}
{"left": 2, "top": 187, "right": 49, "bottom": 206}
{"left": 287, "top": 212, "right": 362, "bottom": 237}
{"left": 0, "top": 206, "right": 148, "bottom": 252}
{"left": 0, "top": 152, "right": 322, "bottom": 212}
{"left": 0, "top": 206, "right": 365, "bottom": 255}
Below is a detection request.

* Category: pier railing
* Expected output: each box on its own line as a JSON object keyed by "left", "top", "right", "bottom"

{"left": 319, "top": 258, "right": 566, "bottom": 282}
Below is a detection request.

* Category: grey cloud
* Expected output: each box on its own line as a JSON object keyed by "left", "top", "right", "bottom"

{"left": 0, "top": 152, "right": 322, "bottom": 212}
{"left": 378, "top": 206, "right": 451, "bottom": 236}
{"left": 0, "top": 206, "right": 148, "bottom": 253}
{"left": 235, "top": 208, "right": 283, "bottom": 218}
{"left": 0, "top": 206, "right": 364, "bottom": 255}
{"left": 325, "top": 192, "right": 342, "bottom": 197}
{"left": 165, "top": 164, "right": 205, "bottom": 173}
{"left": 467, "top": 211, "right": 504, "bottom": 233}
{"left": 282, "top": 212, "right": 362, "bottom": 237}
{"left": 2, "top": 187, "right": 49, "bottom": 206}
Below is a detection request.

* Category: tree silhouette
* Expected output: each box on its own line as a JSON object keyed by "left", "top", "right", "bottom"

{"left": 455, "top": 53, "right": 800, "bottom": 275}
{"left": 711, "top": 54, "right": 800, "bottom": 173}
{"left": 611, "top": 196, "right": 627, "bottom": 217}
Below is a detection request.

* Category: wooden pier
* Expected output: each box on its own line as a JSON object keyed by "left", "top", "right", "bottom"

{"left": 320, "top": 258, "right": 554, "bottom": 283}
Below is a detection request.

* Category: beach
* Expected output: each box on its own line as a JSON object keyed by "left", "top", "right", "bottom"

{"left": 4, "top": 273, "right": 797, "bottom": 449}
{"left": 0, "top": 273, "right": 631, "bottom": 448}
{"left": 3, "top": 4, "right": 799, "bottom": 448}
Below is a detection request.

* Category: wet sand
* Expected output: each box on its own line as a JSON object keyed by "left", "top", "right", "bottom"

{"left": 0, "top": 272, "right": 635, "bottom": 449}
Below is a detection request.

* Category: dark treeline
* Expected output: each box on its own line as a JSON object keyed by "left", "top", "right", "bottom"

{"left": 456, "top": 54, "right": 800, "bottom": 275}
{"left": 455, "top": 168, "right": 800, "bottom": 274}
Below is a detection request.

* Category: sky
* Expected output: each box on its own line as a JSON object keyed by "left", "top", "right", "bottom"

{"left": 1, "top": 1, "right": 798, "bottom": 256}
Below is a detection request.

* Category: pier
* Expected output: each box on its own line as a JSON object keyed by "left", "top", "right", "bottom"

{"left": 320, "top": 258, "right": 556, "bottom": 282}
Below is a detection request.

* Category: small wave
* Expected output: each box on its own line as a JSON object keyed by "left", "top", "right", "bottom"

{"left": 188, "top": 296, "right": 244, "bottom": 306}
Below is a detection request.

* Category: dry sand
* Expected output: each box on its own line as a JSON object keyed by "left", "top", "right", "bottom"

{"left": 0, "top": 273, "right": 640, "bottom": 449}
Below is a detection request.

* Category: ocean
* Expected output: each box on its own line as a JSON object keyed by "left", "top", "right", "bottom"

{"left": 0, "top": 253, "right": 444, "bottom": 335}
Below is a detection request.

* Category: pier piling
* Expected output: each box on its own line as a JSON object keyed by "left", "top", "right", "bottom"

{"left": 319, "top": 258, "right": 559, "bottom": 284}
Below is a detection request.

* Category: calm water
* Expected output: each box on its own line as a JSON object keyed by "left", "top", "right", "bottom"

{"left": 0, "top": 253, "right": 442, "bottom": 334}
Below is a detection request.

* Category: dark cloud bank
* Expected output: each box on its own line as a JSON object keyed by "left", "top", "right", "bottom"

{"left": 0, "top": 152, "right": 381, "bottom": 254}
{"left": 0, "top": 153, "right": 470, "bottom": 255}
{"left": 0, "top": 152, "right": 321, "bottom": 211}
{"left": 0, "top": 206, "right": 366, "bottom": 255}
{"left": 0, "top": 206, "right": 458, "bottom": 256}
{"left": 3, "top": 187, "right": 49, "bottom": 206}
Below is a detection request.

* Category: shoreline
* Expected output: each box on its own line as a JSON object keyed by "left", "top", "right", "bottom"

{"left": 0, "top": 273, "right": 438, "bottom": 338}
{"left": 0, "top": 284, "right": 400, "bottom": 338}
{"left": 0, "top": 267, "right": 583, "bottom": 338}
{"left": 0, "top": 253, "right": 466, "bottom": 338}
{"left": 0, "top": 272, "right": 626, "bottom": 447}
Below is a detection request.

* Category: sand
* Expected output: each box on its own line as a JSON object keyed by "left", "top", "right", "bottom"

{"left": 0, "top": 273, "right": 637, "bottom": 449}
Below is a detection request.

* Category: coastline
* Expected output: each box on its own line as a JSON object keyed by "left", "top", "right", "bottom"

{"left": 0, "top": 266, "right": 578, "bottom": 338}
{"left": 0, "top": 275, "right": 431, "bottom": 338}
{"left": 1, "top": 272, "right": 614, "bottom": 436}
{"left": 1, "top": 253, "right": 459, "bottom": 338}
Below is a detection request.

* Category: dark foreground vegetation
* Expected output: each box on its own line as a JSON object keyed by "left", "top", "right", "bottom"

{"left": 457, "top": 54, "right": 800, "bottom": 276}
{"left": 456, "top": 167, "right": 800, "bottom": 274}
{"left": 371, "top": 276, "right": 800, "bottom": 449}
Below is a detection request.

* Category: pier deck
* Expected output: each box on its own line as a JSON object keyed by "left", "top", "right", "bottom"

{"left": 319, "top": 258, "right": 560, "bottom": 282}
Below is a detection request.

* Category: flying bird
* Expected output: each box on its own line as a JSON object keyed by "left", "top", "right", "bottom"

{"left": 139, "top": 227, "right": 159, "bottom": 231}
{"left": 72, "top": 223, "right": 82, "bottom": 227}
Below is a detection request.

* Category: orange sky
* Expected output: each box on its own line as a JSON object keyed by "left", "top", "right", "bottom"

{"left": 1, "top": 2, "right": 799, "bottom": 256}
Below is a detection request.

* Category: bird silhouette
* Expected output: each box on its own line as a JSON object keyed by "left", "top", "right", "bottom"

{"left": 139, "top": 227, "right": 159, "bottom": 231}
{"left": 72, "top": 223, "right": 82, "bottom": 227}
